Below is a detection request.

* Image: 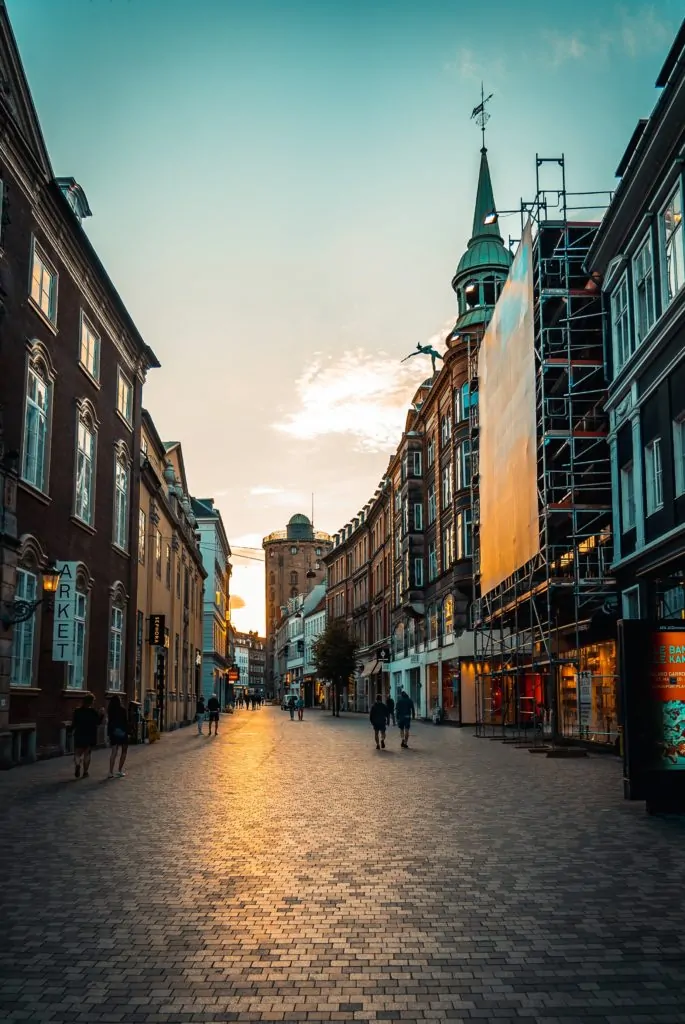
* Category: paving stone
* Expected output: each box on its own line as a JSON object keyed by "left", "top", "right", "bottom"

{"left": 1, "top": 709, "right": 685, "bottom": 1024}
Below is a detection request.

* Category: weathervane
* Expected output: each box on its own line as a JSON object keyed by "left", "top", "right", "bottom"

{"left": 470, "top": 83, "right": 493, "bottom": 151}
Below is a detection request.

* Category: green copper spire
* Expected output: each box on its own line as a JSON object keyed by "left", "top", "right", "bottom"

{"left": 470, "top": 147, "right": 502, "bottom": 242}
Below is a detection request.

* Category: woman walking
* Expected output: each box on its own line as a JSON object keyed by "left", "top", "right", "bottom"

{"left": 296, "top": 695, "right": 304, "bottom": 721}
{"left": 107, "top": 695, "right": 129, "bottom": 778}
{"left": 196, "top": 693, "right": 206, "bottom": 735}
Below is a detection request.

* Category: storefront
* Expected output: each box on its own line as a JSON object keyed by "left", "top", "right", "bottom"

{"left": 558, "top": 641, "right": 618, "bottom": 746}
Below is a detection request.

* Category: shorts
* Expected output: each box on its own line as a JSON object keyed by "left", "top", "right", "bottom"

{"left": 372, "top": 723, "right": 387, "bottom": 733}
{"left": 397, "top": 717, "right": 411, "bottom": 731}
{"left": 209, "top": 711, "right": 219, "bottom": 723}
{"left": 74, "top": 740, "right": 94, "bottom": 753}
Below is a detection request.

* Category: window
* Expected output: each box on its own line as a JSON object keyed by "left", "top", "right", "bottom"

{"left": 427, "top": 437, "right": 435, "bottom": 468}
{"left": 456, "top": 441, "right": 472, "bottom": 491}
{"left": 155, "top": 529, "right": 162, "bottom": 577}
{"left": 633, "top": 236, "right": 656, "bottom": 344}
{"left": 10, "top": 569, "right": 37, "bottom": 687}
{"left": 414, "top": 502, "right": 423, "bottom": 531}
{"left": 413, "top": 451, "right": 422, "bottom": 477}
{"left": 138, "top": 508, "right": 146, "bottom": 563}
{"left": 620, "top": 462, "right": 636, "bottom": 531}
{"left": 402, "top": 498, "right": 409, "bottom": 535}
{"left": 427, "top": 484, "right": 437, "bottom": 525}
{"left": 622, "top": 586, "right": 640, "bottom": 620}
{"left": 645, "top": 437, "right": 663, "bottom": 516}
{"left": 79, "top": 314, "right": 100, "bottom": 381}
{"left": 30, "top": 240, "right": 57, "bottom": 323}
{"left": 670, "top": 414, "right": 685, "bottom": 499}
{"left": 315, "top": 547, "right": 322, "bottom": 556}
{"left": 290, "top": 571, "right": 298, "bottom": 586}
{"left": 414, "top": 557, "right": 424, "bottom": 588}
{"left": 456, "top": 509, "right": 473, "bottom": 559}
{"left": 22, "top": 357, "right": 51, "bottom": 492}
{"left": 662, "top": 186, "right": 685, "bottom": 304}
{"left": 442, "top": 464, "right": 452, "bottom": 508}
{"left": 165, "top": 544, "right": 172, "bottom": 588}
{"left": 428, "top": 542, "right": 438, "bottom": 581}
{"left": 611, "top": 274, "right": 632, "bottom": 372}
{"left": 457, "top": 382, "right": 474, "bottom": 422}
{"left": 117, "top": 369, "right": 133, "bottom": 424}
{"left": 442, "top": 525, "right": 454, "bottom": 568}
{"left": 291, "top": 546, "right": 298, "bottom": 555}
{"left": 113, "top": 453, "right": 129, "bottom": 550}
{"left": 109, "top": 605, "right": 124, "bottom": 691}
{"left": 441, "top": 413, "right": 452, "bottom": 445}
{"left": 442, "top": 594, "right": 454, "bottom": 635}
{"left": 67, "top": 590, "right": 88, "bottom": 690}
{"left": 74, "top": 413, "right": 96, "bottom": 525}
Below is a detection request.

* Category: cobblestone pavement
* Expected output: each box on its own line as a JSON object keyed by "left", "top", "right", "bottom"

{"left": 2, "top": 708, "right": 685, "bottom": 1024}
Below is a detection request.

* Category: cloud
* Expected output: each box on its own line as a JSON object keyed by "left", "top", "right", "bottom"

{"left": 445, "top": 47, "right": 507, "bottom": 84}
{"left": 250, "top": 485, "right": 283, "bottom": 496}
{"left": 273, "top": 327, "right": 453, "bottom": 454}
{"left": 229, "top": 594, "right": 246, "bottom": 609}
{"left": 542, "top": 7, "right": 673, "bottom": 67}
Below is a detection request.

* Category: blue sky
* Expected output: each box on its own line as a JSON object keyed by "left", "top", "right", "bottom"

{"left": 6, "top": 0, "right": 682, "bottom": 630}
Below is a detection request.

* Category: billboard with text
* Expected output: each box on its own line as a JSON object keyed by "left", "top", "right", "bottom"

{"left": 479, "top": 220, "right": 539, "bottom": 595}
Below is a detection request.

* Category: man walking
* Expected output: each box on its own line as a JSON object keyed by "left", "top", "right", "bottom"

{"left": 195, "top": 693, "right": 206, "bottom": 735}
{"left": 369, "top": 693, "right": 389, "bottom": 749}
{"left": 296, "top": 695, "right": 304, "bottom": 721}
{"left": 396, "top": 688, "right": 416, "bottom": 748}
{"left": 386, "top": 692, "right": 396, "bottom": 727}
{"left": 207, "top": 693, "right": 220, "bottom": 736}
{"left": 72, "top": 693, "right": 104, "bottom": 778}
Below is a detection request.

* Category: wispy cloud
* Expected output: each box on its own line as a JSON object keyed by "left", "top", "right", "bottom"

{"left": 250, "top": 485, "right": 283, "bottom": 496}
{"left": 542, "top": 6, "right": 673, "bottom": 67}
{"left": 445, "top": 46, "right": 507, "bottom": 84}
{"left": 274, "top": 327, "right": 453, "bottom": 454}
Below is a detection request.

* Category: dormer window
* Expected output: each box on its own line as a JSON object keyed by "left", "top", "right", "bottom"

{"left": 464, "top": 281, "right": 480, "bottom": 308}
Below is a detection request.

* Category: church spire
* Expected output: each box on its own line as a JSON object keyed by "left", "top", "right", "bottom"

{"left": 469, "top": 146, "right": 502, "bottom": 244}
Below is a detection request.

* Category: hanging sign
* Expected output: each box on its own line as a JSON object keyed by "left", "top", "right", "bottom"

{"left": 149, "top": 614, "right": 166, "bottom": 646}
{"left": 52, "top": 561, "right": 79, "bottom": 662}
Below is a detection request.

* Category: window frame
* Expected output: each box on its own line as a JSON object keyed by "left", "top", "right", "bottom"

{"left": 674, "top": 414, "right": 685, "bottom": 499}
{"left": 116, "top": 368, "right": 134, "bottom": 426}
{"left": 611, "top": 272, "right": 632, "bottom": 373}
{"left": 413, "top": 502, "right": 423, "bottom": 532}
{"left": 660, "top": 183, "right": 685, "bottom": 307}
{"left": 21, "top": 352, "right": 53, "bottom": 494}
{"left": 620, "top": 461, "right": 636, "bottom": 531}
{"left": 9, "top": 568, "right": 38, "bottom": 687}
{"left": 29, "top": 238, "right": 58, "bottom": 326}
{"left": 79, "top": 311, "right": 101, "bottom": 383}
{"left": 413, "top": 557, "right": 424, "bottom": 588}
{"left": 622, "top": 585, "right": 640, "bottom": 620}
{"left": 74, "top": 410, "right": 97, "bottom": 527}
{"left": 113, "top": 451, "right": 130, "bottom": 551}
{"left": 427, "top": 436, "right": 435, "bottom": 468}
{"left": 108, "top": 602, "right": 125, "bottom": 692}
{"left": 138, "top": 508, "right": 147, "bottom": 564}
{"left": 644, "top": 437, "right": 664, "bottom": 516}
{"left": 66, "top": 588, "right": 88, "bottom": 690}
{"left": 632, "top": 234, "right": 656, "bottom": 345}
{"left": 428, "top": 542, "right": 438, "bottom": 582}
{"left": 427, "top": 484, "right": 437, "bottom": 525}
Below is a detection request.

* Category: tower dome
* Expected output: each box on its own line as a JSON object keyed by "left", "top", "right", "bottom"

{"left": 286, "top": 513, "right": 314, "bottom": 541}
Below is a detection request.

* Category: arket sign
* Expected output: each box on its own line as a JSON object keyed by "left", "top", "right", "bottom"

{"left": 52, "top": 561, "right": 79, "bottom": 662}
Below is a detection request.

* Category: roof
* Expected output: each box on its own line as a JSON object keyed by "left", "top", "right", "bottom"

{"left": 289, "top": 513, "right": 311, "bottom": 525}
{"left": 454, "top": 148, "right": 513, "bottom": 280}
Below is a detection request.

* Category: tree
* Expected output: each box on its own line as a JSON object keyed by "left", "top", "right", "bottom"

{"left": 312, "top": 618, "right": 358, "bottom": 717}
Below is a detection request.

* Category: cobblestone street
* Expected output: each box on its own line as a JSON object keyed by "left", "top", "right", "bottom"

{"left": 2, "top": 707, "right": 685, "bottom": 1024}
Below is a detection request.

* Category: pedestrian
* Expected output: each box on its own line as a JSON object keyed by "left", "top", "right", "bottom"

{"left": 207, "top": 693, "right": 220, "bottom": 735}
{"left": 196, "top": 693, "right": 206, "bottom": 735}
{"left": 297, "top": 695, "right": 304, "bottom": 721}
{"left": 107, "top": 695, "right": 129, "bottom": 778}
{"left": 396, "top": 688, "right": 416, "bottom": 748}
{"left": 386, "top": 692, "right": 396, "bottom": 727}
{"left": 287, "top": 695, "right": 296, "bottom": 720}
{"left": 369, "top": 693, "right": 389, "bottom": 749}
{"left": 72, "top": 692, "right": 104, "bottom": 778}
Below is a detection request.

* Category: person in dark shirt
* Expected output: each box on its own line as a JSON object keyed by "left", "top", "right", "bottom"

{"left": 385, "top": 693, "right": 396, "bottom": 727}
{"left": 72, "top": 693, "right": 104, "bottom": 778}
{"left": 396, "top": 689, "right": 416, "bottom": 749}
{"left": 207, "top": 693, "right": 220, "bottom": 735}
{"left": 369, "top": 694, "right": 389, "bottom": 750}
{"left": 196, "top": 694, "right": 206, "bottom": 735}
{"left": 107, "top": 695, "right": 129, "bottom": 778}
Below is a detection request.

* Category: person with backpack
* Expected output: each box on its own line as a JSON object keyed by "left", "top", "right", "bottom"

{"left": 369, "top": 694, "right": 390, "bottom": 750}
{"left": 396, "top": 688, "right": 416, "bottom": 748}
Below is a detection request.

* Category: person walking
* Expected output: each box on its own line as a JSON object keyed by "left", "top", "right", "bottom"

{"left": 207, "top": 693, "right": 220, "bottom": 735}
{"left": 369, "top": 693, "right": 389, "bottom": 749}
{"left": 107, "top": 695, "right": 129, "bottom": 778}
{"left": 296, "top": 695, "right": 304, "bottom": 721}
{"left": 396, "top": 688, "right": 416, "bottom": 748}
{"left": 287, "top": 695, "right": 296, "bottom": 720}
{"left": 195, "top": 694, "right": 206, "bottom": 735}
{"left": 72, "top": 692, "right": 104, "bottom": 778}
{"left": 386, "top": 693, "right": 396, "bottom": 727}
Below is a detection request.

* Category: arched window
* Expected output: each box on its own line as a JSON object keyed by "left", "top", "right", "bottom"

{"left": 108, "top": 582, "right": 127, "bottom": 692}
{"left": 113, "top": 442, "right": 131, "bottom": 551}
{"left": 9, "top": 535, "right": 47, "bottom": 688}
{"left": 22, "top": 345, "right": 55, "bottom": 493}
{"left": 464, "top": 280, "right": 480, "bottom": 308}
{"left": 74, "top": 400, "right": 99, "bottom": 527}
{"left": 68, "top": 564, "right": 92, "bottom": 691}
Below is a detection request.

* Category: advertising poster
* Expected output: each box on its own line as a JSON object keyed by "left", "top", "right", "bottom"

{"left": 649, "top": 629, "right": 685, "bottom": 770}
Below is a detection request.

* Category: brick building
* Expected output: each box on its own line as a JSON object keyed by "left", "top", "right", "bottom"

{"left": 0, "top": 3, "right": 159, "bottom": 762}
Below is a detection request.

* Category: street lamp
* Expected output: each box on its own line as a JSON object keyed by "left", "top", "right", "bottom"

{"left": 0, "top": 560, "right": 64, "bottom": 628}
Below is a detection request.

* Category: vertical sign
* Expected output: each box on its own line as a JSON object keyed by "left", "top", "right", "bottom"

{"left": 578, "top": 671, "right": 592, "bottom": 730}
{"left": 52, "top": 561, "right": 78, "bottom": 662}
{"left": 649, "top": 628, "right": 685, "bottom": 770}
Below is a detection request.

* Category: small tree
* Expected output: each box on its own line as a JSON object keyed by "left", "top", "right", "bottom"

{"left": 312, "top": 618, "right": 358, "bottom": 717}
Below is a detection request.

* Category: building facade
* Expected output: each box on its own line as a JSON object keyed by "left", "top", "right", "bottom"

{"left": 586, "top": 29, "right": 685, "bottom": 643}
{"left": 192, "top": 498, "right": 232, "bottom": 706}
{"left": 136, "top": 414, "right": 205, "bottom": 731}
{"left": 0, "top": 4, "right": 159, "bottom": 762}
{"left": 263, "top": 514, "right": 332, "bottom": 697}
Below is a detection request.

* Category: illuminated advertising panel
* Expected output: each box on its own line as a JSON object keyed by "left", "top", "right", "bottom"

{"left": 478, "top": 220, "right": 539, "bottom": 596}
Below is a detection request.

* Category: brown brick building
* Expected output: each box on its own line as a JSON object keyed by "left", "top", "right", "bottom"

{"left": 0, "top": 4, "right": 159, "bottom": 762}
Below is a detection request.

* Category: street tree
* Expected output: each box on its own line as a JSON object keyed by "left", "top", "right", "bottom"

{"left": 312, "top": 618, "right": 358, "bottom": 717}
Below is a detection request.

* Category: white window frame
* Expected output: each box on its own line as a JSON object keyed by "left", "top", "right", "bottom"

{"left": 29, "top": 238, "right": 57, "bottom": 325}
{"left": 74, "top": 414, "right": 97, "bottom": 526}
{"left": 456, "top": 509, "right": 473, "bottom": 559}
{"left": 116, "top": 368, "right": 133, "bottom": 426}
{"left": 441, "top": 414, "right": 452, "bottom": 445}
{"left": 67, "top": 590, "right": 88, "bottom": 690}
{"left": 611, "top": 273, "right": 632, "bottom": 372}
{"left": 674, "top": 415, "right": 685, "bottom": 499}
{"left": 622, "top": 585, "right": 640, "bottom": 620}
{"left": 114, "top": 454, "right": 130, "bottom": 550}
{"left": 633, "top": 234, "right": 656, "bottom": 345}
{"left": 620, "top": 461, "right": 636, "bottom": 531}
{"left": 442, "top": 464, "right": 452, "bottom": 508}
{"left": 413, "top": 557, "right": 423, "bottom": 588}
{"left": 428, "top": 542, "right": 438, "bottom": 581}
{"left": 661, "top": 183, "right": 685, "bottom": 306}
{"left": 10, "top": 568, "right": 38, "bottom": 687}
{"left": 427, "top": 484, "right": 437, "bottom": 525}
{"left": 457, "top": 441, "right": 472, "bottom": 491}
{"left": 79, "top": 312, "right": 101, "bottom": 382}
{"left": 427, "top": 437, "right": 435, "bottom": 468}
{"left": 21, "top": 357, "right": 51, "bottom": 493}
{"left": 442, "top": 525, "right": 453, "bottom": 569}
{"left": 412, "top": 451, "right": 422, "bottom": 477}
{"left": 644, "top": 437, "right": 663, "bottom": 516}
{"left": 138, "top": 508, "right": 147, "bottom": 564}
{"left": 108, "top": 604, "right": 125, "bottom": 692}
{"left": 414, "top": 502, "right": 423, "bottom": 531}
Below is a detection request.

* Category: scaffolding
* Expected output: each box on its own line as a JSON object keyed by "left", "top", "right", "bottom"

{"left": 470, "top": 156, "right": 618, "bottom": 747}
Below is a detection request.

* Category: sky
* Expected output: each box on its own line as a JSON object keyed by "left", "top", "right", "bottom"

{"left": 6, "top": 0, "right": 682, "bottom": 633}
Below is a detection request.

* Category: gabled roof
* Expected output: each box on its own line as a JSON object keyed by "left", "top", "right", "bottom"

{"left": 0, "top": 1, "right": 52, "bottom": 178}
